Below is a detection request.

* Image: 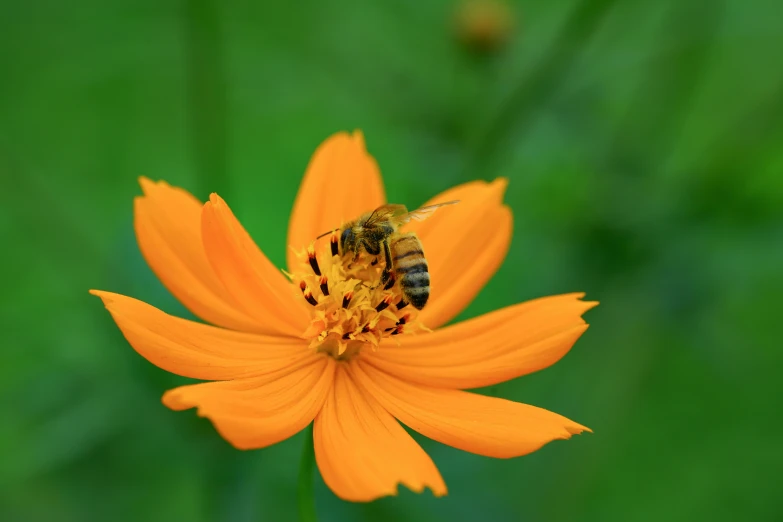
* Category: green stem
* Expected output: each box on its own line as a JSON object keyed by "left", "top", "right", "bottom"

{"left": 297, "top": 424, "right": 317, "bottom": 522}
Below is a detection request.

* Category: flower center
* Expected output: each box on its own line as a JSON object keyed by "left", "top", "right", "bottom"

{"left": 289, "top": 234, "right": 427, "bottom": 359}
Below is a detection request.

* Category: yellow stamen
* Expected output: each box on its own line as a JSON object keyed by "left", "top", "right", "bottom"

{"left": 294, "top": 241, "right": 426, "bottom": 359}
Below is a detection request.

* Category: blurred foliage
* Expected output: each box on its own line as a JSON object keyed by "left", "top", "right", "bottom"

{"left": 1, "top": 0, "right": 782, "bottom": 521}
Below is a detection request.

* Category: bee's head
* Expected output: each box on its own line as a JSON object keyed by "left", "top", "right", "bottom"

{"left": 340, "top": 227, "right": 356, "bottom": 253}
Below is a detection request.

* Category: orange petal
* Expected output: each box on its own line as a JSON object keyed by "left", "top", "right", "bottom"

{"left": 404, "top": 179, "right": 511, "bottom": 329}
{"left": 164, "top": 356, "right": 335, "bottom": 450}
{"left": 314, "top": 363, "right": 447, "bottom": 502}
{"left": 90, "top": 291, "right": 311, "bottom": 380}
{"left": 286, "top": 131, "right": 386, "bottom": 272}
{"left": 202, "top": 194, "right": 311, "bottom": 337}
{"left": 135, "top": 178, "right": 261, "bottom": 332}
{"left": 364, "top": 293, "right": 597, "bottom": 389}
{"left": 354, "top": 361, "right": 590, "bottom": 459}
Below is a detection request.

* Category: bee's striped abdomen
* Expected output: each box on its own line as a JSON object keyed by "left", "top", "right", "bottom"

{"left": 391, "top": 233, "right": 430, "bottom": 310}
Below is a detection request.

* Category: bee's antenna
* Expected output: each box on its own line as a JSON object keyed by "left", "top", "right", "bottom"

{"left": 316, "top": 229, "right": 337, "bottom": 240}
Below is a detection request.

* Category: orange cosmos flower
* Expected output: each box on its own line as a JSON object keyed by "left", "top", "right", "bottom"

{"left": 90, "top": 130, "right": 596, "bottom": 502}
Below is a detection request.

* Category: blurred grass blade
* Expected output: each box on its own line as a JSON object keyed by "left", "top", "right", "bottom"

{"left": 465, "top": 0, "right": 619, "bottom": 178}
{"left": 183, "top": 0, "right": 229, "bottom": 199}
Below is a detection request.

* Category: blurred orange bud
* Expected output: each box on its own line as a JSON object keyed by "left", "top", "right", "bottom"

{"left": 455, "top": 0, "right": 515, "bottom": 53}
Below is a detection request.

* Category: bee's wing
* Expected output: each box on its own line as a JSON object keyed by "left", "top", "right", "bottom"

{"left": 391, "top": 200, "right": 460, "bottom": 226}
{"left": 315, "top": 205, "right": 407, "bottom": 238}
{"left": 363, "top": 204, "right": 408, "bottom": 228}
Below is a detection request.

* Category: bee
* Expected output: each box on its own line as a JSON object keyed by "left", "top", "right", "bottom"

{"left": 317, "top": 201, "right": 459, "bottom": 310}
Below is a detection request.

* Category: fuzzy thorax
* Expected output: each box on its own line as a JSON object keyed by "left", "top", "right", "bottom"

{"left": 288, "top": 236, "right": 426, "bottom": 359}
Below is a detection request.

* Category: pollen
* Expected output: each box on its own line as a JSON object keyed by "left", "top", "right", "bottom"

{"left": 290, "top": 239, "right": 426, "bottom": 359}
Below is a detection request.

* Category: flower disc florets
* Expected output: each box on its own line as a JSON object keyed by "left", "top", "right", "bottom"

{"left": 289, "top": 234, "right": 427, "bottom": 359}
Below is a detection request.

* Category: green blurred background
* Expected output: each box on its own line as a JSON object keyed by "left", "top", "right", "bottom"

{"left": 2, "top": 0, "right": 781, "bottom": 520}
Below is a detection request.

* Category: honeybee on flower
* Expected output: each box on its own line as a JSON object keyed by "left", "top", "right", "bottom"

{"left": 91, "top": 130, "right": 596, "bottom": 502}
{"left": 315, "top": 199, "right": 459, "bottom": 311}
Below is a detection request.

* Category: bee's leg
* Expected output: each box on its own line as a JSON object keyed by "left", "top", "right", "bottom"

{"left": 383, "top": 239, "right": 393, "bottom": 267}
{"left": 346, "top": 249, "right": 360, "bottom": 269}
{"left": 380, "top": 240, "right": 395, "bottom": 290}
{"left": 361, "top": 280, "right": 380, "bottom": 291}
{"left": 350, "top": 239, "right": 375, "bottom": 269}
